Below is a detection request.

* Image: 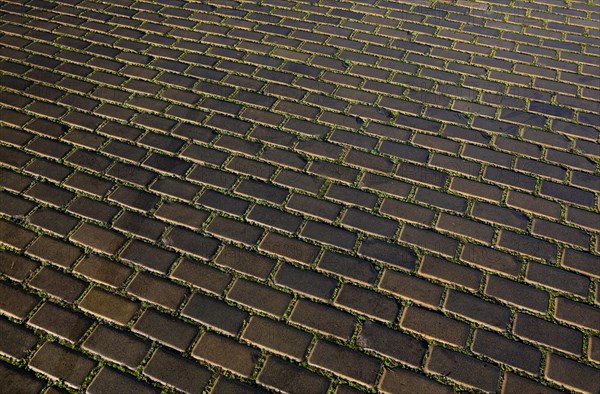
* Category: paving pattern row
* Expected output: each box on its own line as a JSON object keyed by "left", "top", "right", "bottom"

{"left": 0, "top": 0, "right": 599, "bottom": 393}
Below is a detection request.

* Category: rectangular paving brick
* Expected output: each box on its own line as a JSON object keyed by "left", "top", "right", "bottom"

{"left": 290, "top": 299, "right": 356, "bottom": 340}
{"left": 144, "top": 348, "right": 212, "bottom": 394}
{"left": 133, "top": 308, "right": 197, "bottom": 352}
{"left": 379, "top": 367, "right": 453, "bottom": 394}
{"left": 79, "top": 287, "right": 139, "bottom": 326}
{"left": 242, "top": 316, "right": 312, "bottom": 361}
{"left": 335, "top": 283, "right": 399, "bottom": 322}
{"left": 30, "top": 342, "right": 96, "bottom": 389}
{"left": 426, "top": 346, "right": 500, "bottom": 392}
{"left": 357, "top": 321, "right": 426, "bottom": 367}
{"left": 182, "top": 293, "right": 247, "bottom": 335}
{"left": 274, "top": 262, "right": 337, "bottom": 301}
{"left": 126, "top": 272, "right": 187, "bottom": 311}
{"left": 0, "top": 282, "right": 40, "bottom": 320}
{"left": 0, "top": 317, "right": 38, "bottom": 360}
{"left": 227, "top": 278, "right": 292, "bottom": 318}
{"left": 309, "top": 340, "right": 381, "bottom": 387}
{"left": 83, "top": 325, "right": 150, "bottom": 368}
{"left": 444, "top": 289, "right": 511, "bottom": 330}
{"left": 513, "top": 313, "right": 582, "bottom": 356}
{"left": 402, "top": 305, "right": 470, "bottom": 347}
{"left": 28, "top": 302, "right": 92, "bottom": 343}
{"left": 258, "top": 356, "right": 331, "bottom": 394}
{"left": 88, "top": 367, "right": 159, "bottom": 394}
{"left": 192, "top": 332, "right": 259, "bottom": 377}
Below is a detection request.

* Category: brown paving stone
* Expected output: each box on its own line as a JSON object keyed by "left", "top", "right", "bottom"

{"left": 401, "top": 306, "right": 469, "bottom": 347}
{"left": 379, "top": 367, "right": 453, "bottom": 394}
{"left": 79, "top": 287, "right": 139, "bottom": 326}
{"left": 502, "top": 373, "right": 562, "bottom": 394}
{"left": 444, "top": 289, "right": 511, "bottom": 330}
{"left": 83, "top": 325, "right": 151, "bottom": 368}
{"left": 30, "top": 342, "right": 96, "bottom": 389}
{"left": 192, "top": 332, "right": 260, "bottom": 377}
{"left": 357, "top": 321, "right": 426, "bottom": 367}
{"left": 0, "top": 218, "right": 36, "bottom": 251}
{"left": 258, "top": 356, "right": 331, "bottom": 394}
{"left": 426, "top": 346, "right": 500, "bottom": 392}
{"left": 379, "top": 269, "right": 444, "bottom": 308}
{"left": 545, "top": 353, "right": 600, "bottom": 394}
{"left": 242, "top": 316, "right": 312, "bottom": 361}
{"left": 309, "top": 340, "right": 381, "bottom": 387}
{"left": 290, "top": 299, "right": 356, "bottom": 340}
{"left": 335, "top": 283, "right": 399, "bottom": 322}
{"left": 227, "top": 278, "right": 292, "bottom": 318}
{"left": 0, "top": 317, "right": 38, "bottom": 359}
{"left": 212, "top": 376, "right": 267, "bottom": 394}
{"left": 0, "top": 251, "right": 39, "bottom": 282}
{"left": 144, "top": 348, "right": 212, "bottom": 394}
{"left": 29, "top": 267, "right": 87, "bottom": 304}
{"left": 126, "top": 271, "right": 187, "bottom": 311}
{"left": 74, "top": 254, "right": 132, "bottom": 288}
{"left": 70, "top": 222, "right": 126, "bottom": 255}
{"left": 182, "top": 293, "right": 247, "bottom": 335}
{"left": 0, "top": 282, "right": 40, "bottom": 320}
{"left": 0, "top": 362, "right": 45, "bottom": 394}
{"left": 133, "top": 308, "right": 197, "bottom": 352}
{"left": 87, "top": 367, "right": 159, "bottom": 394}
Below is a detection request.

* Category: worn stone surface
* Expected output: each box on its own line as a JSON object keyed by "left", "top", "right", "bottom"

{"left": 0, "top": 0, "right": 598, "bottom": 392}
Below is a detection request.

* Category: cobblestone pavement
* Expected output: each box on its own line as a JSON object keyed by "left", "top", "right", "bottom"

{"left": 0, "top": 0, "right": 599, "bottom": 392}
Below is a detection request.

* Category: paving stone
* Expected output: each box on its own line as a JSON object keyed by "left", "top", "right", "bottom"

{"left": 0, "top": 251, "right": 39, "bottom": 282}
{"left": 242, "top": 316, "right": 312, "bottom": 361}
{"left": 426, "top": 346, "right": 500, "bottom": 392}
{"left": 170, "top": 258, "right": 231, "bottom": 295}
{"left": 182, "top": 293, "right": 247, "bottom": 335}
{"left": 0, "top": 218, "right": 36, "bottom": 251}
{"left": 289, "top": 299, "right": 356, "bottom": 340}
{"left": 502, "top": 373, "right": 562, "bottom": 394}
{"left": 227, "top": 278, "right": 292, "bottom": 318}
{"left": 0, "top": 362, "right": 45, "bottom": 394}
{"left": 318, "top": 250, "right": 378, "bottom": 285}
{"left": 258, "top": 356, "right": 331, "bottom": 394}
{"left": 358, "top": 238, "right": 417, "bottom": 271}
{"left": 379, "top": 367, "right": 453, "bottom": 394}
{"left": 545, "top": 353, "right": 600, "bottom": 394}
{"left": 335, "top": 283, "right": 399, "bottom": 322}
{"left": 309, "top": 340, "right": 381, "bottom": 387}
{"left": 471, "top": 329, "right": 542, "bottom": 374}
{"left": 0, "top": 317, "right": 38, "bottom": 359}
{"left": 206, "top": 216, "right": 264, "bottom": 247}
{"left": 444, "top": 289, "right": 511, "bottom": 330}
{"left": 513, "top": 313, "right": 582, "bottom": 356}
{"left": 87, "top": 367, "right": 159, "bottom": 394}
{"left": 2, "top": 1, "right": 600, "bottom": 390}
{"left": 30, "top": 342, "right": 96, "bottom": 389}
{"left": 79, "top": 287, "right": 139, "bottom": 325}
{"left": 211, "top": 376, "right": 267, "bottom": 394}
{"left": 70, "top": 222, "right": 126, "bottom": 255}
{"left": 0, "top": 282, "right": 40, "bottom": 320}
{"left": 193, "top": 332, "right": 260, "bottom": 377}
{"left": 357, "top": 321, "right": 426, "bottom": 367}
{"left": 419, "top": 255, "right": 482, "bottom": 291}
{"left": 29, "top": 267, "right": 87, "bottom": 303}
{"left": 126, "top": 271, "right": 187, "bottom": 310}
{"left": 132, "top": 307, "right": 197, "bottom": 352}
{"left": 274, "top": 262, "right": 337, "bottom": 301}
{"left": 144, "top": 348, "right": 212, "bottom": 394}
{"left": 83, "top": 324, "right": 151, "bottom": 368}
{"left": 163, "top": 226, "right": 220, "bottom": 260}
{"left": 485, "top": 275, "right": 549, "bottom": 313}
